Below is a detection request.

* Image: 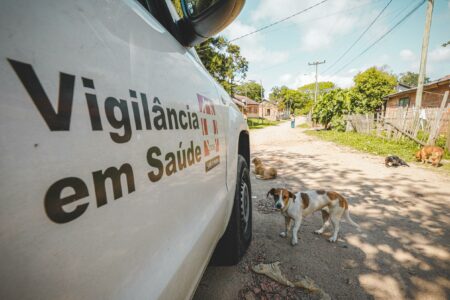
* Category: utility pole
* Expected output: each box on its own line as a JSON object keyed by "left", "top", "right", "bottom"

{"left": 415, "top": 0, "right": 434, "bottom": 108}
{"left": 260, "top": 80, "right": 263, "bottom": 101}
{"left": 308, "top": 60, "right": 326, "bottom": 104}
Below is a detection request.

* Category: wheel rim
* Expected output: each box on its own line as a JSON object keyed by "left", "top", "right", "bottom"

{"left": 240, "top": 180, "right": 250, "bottom": 233}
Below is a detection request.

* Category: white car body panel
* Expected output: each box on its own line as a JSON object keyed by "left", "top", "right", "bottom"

{"left": 0, "top": 0, "right": 248, "bottom": 299}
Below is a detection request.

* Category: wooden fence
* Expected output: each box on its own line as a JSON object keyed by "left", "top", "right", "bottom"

{"left": 345, "top": 91, "right": 450, "bottom": 150}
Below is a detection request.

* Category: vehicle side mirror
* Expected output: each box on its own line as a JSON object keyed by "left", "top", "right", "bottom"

{"left": 178, "top": 0, "right": 245, "bottom": 47}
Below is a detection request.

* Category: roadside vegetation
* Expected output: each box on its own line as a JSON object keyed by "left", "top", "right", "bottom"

{"left": 297, "top": 123, "right": 310, "bottom": 129}
{"left": 311, "top": 67, "right": 397, "bottom": 130}
{"left": 247, "top": 118, "right": 280, "bottom": 129}
{"left": 305, "top": 130, "right": 450, "bottom": 172}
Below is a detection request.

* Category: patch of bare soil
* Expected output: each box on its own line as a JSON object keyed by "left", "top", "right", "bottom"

{"left": 194, "top": 120, "right": 450, "bottom": 300}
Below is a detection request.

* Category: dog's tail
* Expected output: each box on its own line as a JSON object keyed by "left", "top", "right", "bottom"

{"left": 344, "top": 209, "right": 360, "bottom": 229}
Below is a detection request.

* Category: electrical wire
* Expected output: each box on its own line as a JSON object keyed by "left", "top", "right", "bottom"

{"left": 197, "top": 0, "right": 377, "bottom": 55}
{"left": 330, "top": 0, "right": 425, "bottom": 76}
{"left": 251, "top": 0, "right": 386, "bottom": 37}
{"left": 229, "top": 0, "right": 329, "bottom": 43}
{"left": 323, "top": 0, "right": 393, "bottom": 74}
{"left": 243, "top": 0, "right": 392, "bottom": 74}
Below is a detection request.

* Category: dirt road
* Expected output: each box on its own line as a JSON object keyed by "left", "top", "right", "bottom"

{"left": 194, "top": 119, "right": 450, "bottom": 300}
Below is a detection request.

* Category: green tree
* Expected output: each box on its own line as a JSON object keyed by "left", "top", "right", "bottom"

{"left": 350, "top": 67, "right": 397, "bottom": 112}
{"left": 235, "top": 81, "right": 265, "bottom": 102}
{"left": 195, "top": 37, "right": 248, "bottom": 94}
{"left": 312, "top": 89, "right": 350, "bottom": 130}
{"left": 297, "top": 81, "right": 335, "bottom": 114}
{"left": 269, "top": 85, "right": 290, "bottom": 101}
{"left": 298, "top": 81, "right": 335, "bottom": 95}
{"left": 269, "top": 86, "right": 310, "bottom": 114}
{"left": 398, "top": 71, "right": 430, "bottom": 87}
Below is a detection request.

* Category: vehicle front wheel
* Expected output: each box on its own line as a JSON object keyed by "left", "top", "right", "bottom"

{"left": 211, "top": 155, "right": 252, "bottom": 265}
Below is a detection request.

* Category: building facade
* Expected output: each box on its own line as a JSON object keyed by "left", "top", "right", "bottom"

{"left": 384, "top": 75, "right": 450, "bottom": 109}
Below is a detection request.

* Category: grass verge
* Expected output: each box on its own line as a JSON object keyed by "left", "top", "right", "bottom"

{"left": 297, "top": 123, "right": 310, "bottom": 129}
{"left": 247, "top": 118, "right": 280, "bottom": 129}
{"left": 305, "top": 130, "right": 450, "bottom": 173}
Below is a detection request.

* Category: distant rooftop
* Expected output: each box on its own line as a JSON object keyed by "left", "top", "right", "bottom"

{"left": 385, "top": 74, "right": 450, "bottom": 99}
{"left": 234, "top": 94, "right": 259, "bottom": 105}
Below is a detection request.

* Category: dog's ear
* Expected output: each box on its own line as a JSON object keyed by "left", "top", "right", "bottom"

{"left": 288, "top": 191, "right": 296, "bottom": 202}
{"left": 267, "top": 188, "right": 276, "bottom": 198}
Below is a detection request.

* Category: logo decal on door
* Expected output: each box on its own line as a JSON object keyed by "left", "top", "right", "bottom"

{"left": 198, "top": 94, "right": 220, "bottom": 172}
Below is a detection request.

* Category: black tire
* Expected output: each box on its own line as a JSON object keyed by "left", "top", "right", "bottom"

{"left": 210, "top": 155, "right": 252, "bottom": 265}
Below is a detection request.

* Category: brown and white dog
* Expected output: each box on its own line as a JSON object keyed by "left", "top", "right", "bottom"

{"left": 252, "top": 157, "right": 277, "bottom": 180}
{"left": 415, "top": 146, "right": 444, "bottom": 167}
{"left": 267, "top": 188, "right": 359, "bottom": 245}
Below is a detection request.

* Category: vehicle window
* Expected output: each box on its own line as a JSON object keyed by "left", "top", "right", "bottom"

{"left": 136, "top": 0, "right": 181, "bottom": 40}
{"left": 137, "top": 0, "right": 157, "bottom": 17}
{"left": 184, "top": 0, "right": 221, "bottom": 18}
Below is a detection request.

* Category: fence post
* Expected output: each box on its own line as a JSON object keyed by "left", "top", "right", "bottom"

{"left": 446, "top": 116, "right": 450, "bottom": 152}
{"left": 427, "top": 91, "right": 449, "bottom": 145}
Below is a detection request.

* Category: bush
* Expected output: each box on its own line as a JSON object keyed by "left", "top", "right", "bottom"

{"left": 330, "top": 116, "right": 346, "bottom": 132}
{"left": 312, "top": 88, "right": 350, "bottom": 129}
{"left": 312, "top": 66, "right": 397, "bottom": 130}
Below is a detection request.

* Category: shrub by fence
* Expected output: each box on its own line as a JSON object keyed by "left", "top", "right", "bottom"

{"left": 345, "top": 91, "right": 450, "bottom": 150}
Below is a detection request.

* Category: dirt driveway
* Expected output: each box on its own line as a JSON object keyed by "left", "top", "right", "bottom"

{"left": 194, "top": 119, "right": 450, "bottom": 300}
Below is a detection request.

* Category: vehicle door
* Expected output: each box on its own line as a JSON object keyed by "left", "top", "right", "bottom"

{"left": 0, "top": 0, "right": 228, "bottom": 299}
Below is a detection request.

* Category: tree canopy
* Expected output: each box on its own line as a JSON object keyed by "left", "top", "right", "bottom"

{"left": 298, "top": 81, "right": 335, "bottom": 94}
{"left": 350, "top": 67, "right": 397, "bottom": 112}
{"left": 269, "top": 86, "right": 311, "bottom": 114}
{"left": 195, "top": 37, "right": 248, "bottom": 94}
{"left": 235, "top": 81, "right": 264, "bottom": 102}
{"left": 312, "top": 88, "right": 350, "bottom": 130}
{"left": 398, "top": 71, "right": 430, "bottom": 87}
{"left": 311, "top": 67, "right": 397, "bottom": 130}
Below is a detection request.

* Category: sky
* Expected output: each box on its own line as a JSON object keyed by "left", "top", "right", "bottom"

{"left": 221, "top": 0, "right": 450, "bottom": 96}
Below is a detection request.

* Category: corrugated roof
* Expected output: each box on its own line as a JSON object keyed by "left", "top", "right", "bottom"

{"left": 234, "top": 94, "right": 260, "bottom": 105}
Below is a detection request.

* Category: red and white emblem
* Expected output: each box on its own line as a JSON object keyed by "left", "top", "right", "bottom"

{"left": 197, "top": 94, "right": 220, "bottom": 158}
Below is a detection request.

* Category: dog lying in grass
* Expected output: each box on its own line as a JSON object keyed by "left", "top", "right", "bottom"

{"left": 252, "top": 157, "right": 277, "bottom": 180}
{"left": 267, "top": 188, "right": 359, "bottom": 244}
{"left": 385, "top": 155, "right": 409, "bottom": 167}
{"left": 415, "top": 146, "right": 444, "bottom": 167}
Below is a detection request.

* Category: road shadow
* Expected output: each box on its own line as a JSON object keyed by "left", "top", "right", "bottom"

{"left": 251, "top": 149, "right": 450, "bottom": 300}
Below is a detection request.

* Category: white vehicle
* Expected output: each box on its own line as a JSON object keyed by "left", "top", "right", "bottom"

{"left": 0, "top": 0, "right": 251, "bottom": 299}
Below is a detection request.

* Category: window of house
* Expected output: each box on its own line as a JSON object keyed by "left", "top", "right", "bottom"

{"left": 398, "top": 97, "right": 410, "bottom": 107}
{"left": 266, "top": 109, "right": 270, "bottom": 115}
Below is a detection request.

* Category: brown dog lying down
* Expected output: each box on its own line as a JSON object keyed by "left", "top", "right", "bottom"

{"left": 252, "top": 157, "right": 277, "bottom": 180}
{"left": 415, "top": 146, "right": 444, "bottom": 167}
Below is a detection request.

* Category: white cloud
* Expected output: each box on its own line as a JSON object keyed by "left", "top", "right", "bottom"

{"left": 397, "top": 46, "right": 449, "bottom": 75}
{"left": 279, "top": 73, "right": 293, "bottom": 83}
{"left": 400, "top": 49, "right": 416, "bottom": 61}
{"left": 249, "top": 0, "right": 382, "bottom": 52}
{"left": 429, "top": 47, "right": 450, "bottom": 62}
{"left": 223, "top": 21, "right": 289, "bottom": 65}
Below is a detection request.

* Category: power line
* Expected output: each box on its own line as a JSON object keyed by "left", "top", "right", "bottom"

{"left": 197, "top": 0, "right": 377, "bottom": 55}
{"left": 252, "top": 0, "right": 386, "bottom": 37}
{"left": 229, "top": 0, "right": 329, "bottom": 43}
{"left": 331, "top": 0, "right": 425, "bottom": 76}
{"left": 247, "top": 0, "right": 391, "bottom": 74}
{"left": 323, "top": 0, "right": 393, "bottom": 74}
